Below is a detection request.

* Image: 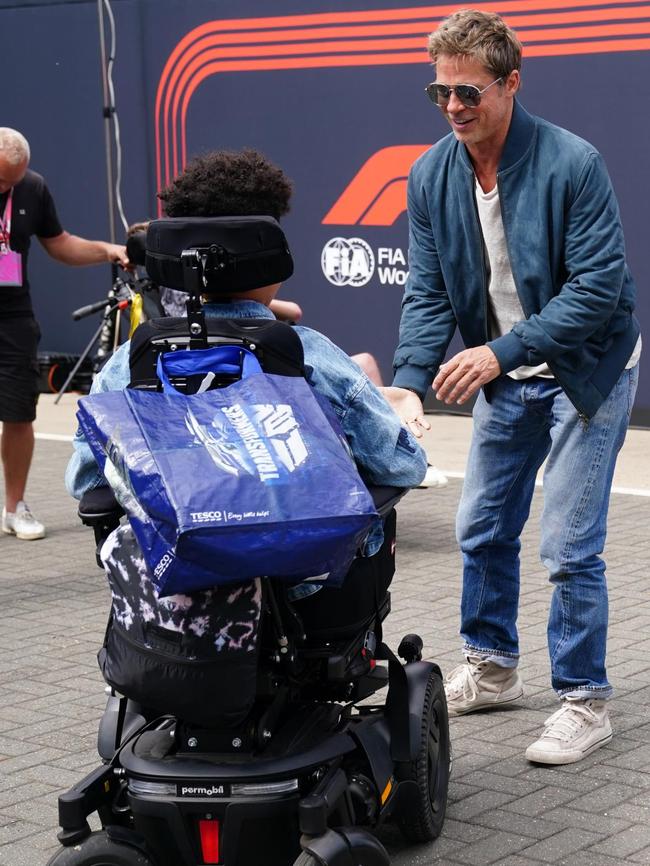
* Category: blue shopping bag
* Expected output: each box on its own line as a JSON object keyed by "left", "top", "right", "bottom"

{"left": 76, "top": 346, "right": 379, "bottom": 596}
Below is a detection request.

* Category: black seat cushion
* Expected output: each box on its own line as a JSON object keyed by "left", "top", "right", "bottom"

{"left": 78, "top": 486, "right": 123, "bottom": 520}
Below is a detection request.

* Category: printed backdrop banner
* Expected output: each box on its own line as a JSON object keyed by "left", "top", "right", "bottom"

{"left": 1, "top": 0, "right": 648, "bottom": 423}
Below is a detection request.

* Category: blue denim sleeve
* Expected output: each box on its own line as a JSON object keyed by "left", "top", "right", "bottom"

{"left": 295, "top": 327, "right": 428, "bottom": 488}
{"left": 64, "top": 342, "right": 131, "bottom": 499}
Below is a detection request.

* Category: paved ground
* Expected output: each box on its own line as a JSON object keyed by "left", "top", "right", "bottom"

{"left": 1, "top": 438, "right": 650, "bottom": 866}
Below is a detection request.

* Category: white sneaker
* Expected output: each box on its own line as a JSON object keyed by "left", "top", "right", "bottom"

{"left": 525, "top": 697, "right": 612, "bottom": 765}
{"left": 2, "top": 501, "right": 46, "bottom": 540}
{"left": 418, "top": 465, "right": 448, "bottom": 489}
{"left": 444, "top": 654, "right": 524, "bottom": 716}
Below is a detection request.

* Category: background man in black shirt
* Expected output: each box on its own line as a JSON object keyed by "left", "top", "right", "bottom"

{"left": 0, "top": 127, "right": 128, "bottom": 540}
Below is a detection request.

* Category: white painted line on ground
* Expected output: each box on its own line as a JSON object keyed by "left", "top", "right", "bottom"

{"left": 32, "top": 441, "right": 650, "bottom": 497}
{"left": 610, "top": 485, "right": 650, "bottom": 497}
{"left": 436, "top": 471, "right": 650, "bottom": 497}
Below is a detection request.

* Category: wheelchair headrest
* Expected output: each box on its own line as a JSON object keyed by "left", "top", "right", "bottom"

{"left": 144, "top": 216, "right": 294, "bottom": 294}
{"left": 126, "top": 230, "right": 147, "bottom": 267}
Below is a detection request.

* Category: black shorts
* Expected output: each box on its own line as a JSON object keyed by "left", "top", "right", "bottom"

{"left": 0, "top": 316, "right": 41, "bottom": 423}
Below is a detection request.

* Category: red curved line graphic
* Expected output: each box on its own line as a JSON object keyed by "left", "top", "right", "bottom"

{"left": 322, "top": 146, "right": 430, "bottom": 224}
{"left": 177, "top": 25, "right": 650, "bottom": 170}
{"left": 158, "top": 11, "right": 440, "bottom": 189}
{"left": 504, "top": 5, "right": 650, "bottom": 25}
{"left": 155, "top": 4, "right": 650, "bottom": 208}
{"left": 173, "top": 18, "right": 650, "bottom": 168}
{"left": 168, "top": 37, "right": 650, "bottom": 199}
{"left": 526, "top": 35, "right": 650, "bottom": 53}
{"left": 171, "top": 16, "right": 650, "bottom": 165}
{"left": 165, "top": 23, "right": 449, "bottom": 171}
{"left": 155, "top": 0, "right": 626, "bottom": 191}
{"left": 518, "top": 21, "right": 650, "bottom": 40}
{"left": 360, "top": 178, "right": 411, "bottom": 225}
{"left": 171, "top": 36, "right": 430, "bottom": 172}
{"left": 178, "top": 54, "right": 429, "bottom": 173}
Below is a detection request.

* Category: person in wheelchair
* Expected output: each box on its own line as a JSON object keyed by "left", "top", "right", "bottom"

{"left": 53, "top": 150, "right": 448, "bottom": 866}
{"left": 66, "top": 148, "right": 427, "bottom": 504}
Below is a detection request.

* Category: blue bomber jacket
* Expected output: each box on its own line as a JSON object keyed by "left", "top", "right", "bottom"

{"left": 393, "top": 100, "right": 640, "bottom": 418}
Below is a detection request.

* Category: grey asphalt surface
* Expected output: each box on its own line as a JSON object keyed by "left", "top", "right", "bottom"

{"left": 1, "top": 438, "right": 650, "bottom": 865}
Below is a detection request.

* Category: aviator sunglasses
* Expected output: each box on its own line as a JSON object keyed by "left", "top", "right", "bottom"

{"left": 425, "top": 77, "right": 502, "bottom": 108}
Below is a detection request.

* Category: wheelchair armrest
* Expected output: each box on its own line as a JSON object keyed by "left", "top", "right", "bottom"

{"left": 78, "top": 487, "right": 125, "bottom": 569}
{"left": 78, "top": 486, "right": 125, "bottom": 526}
{"left": 367, "top": 485, "right": 407, "bottom": 518}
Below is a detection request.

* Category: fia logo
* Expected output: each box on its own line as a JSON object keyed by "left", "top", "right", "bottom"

{"left": 321, "top": 237, "right": 375, "bottom": 287}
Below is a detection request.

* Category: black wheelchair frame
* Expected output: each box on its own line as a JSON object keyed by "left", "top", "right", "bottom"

{"left": 47, "top": 217, "right": 450, "bottom": 866}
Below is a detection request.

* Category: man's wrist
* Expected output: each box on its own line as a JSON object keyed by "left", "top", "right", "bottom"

{"left": 392, "top": 365, "right": 431, "bottom": 401}
{"left": 402, "top": 386, "right": 425, "bottom": 402}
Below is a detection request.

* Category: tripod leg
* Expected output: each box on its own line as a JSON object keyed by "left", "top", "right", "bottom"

{"left": 54, "top": 317, "right": 107, "bottom": 404}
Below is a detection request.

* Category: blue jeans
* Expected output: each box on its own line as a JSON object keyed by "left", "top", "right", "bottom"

{"left": 456, "top": 367, "right": 638, "bottom": 699}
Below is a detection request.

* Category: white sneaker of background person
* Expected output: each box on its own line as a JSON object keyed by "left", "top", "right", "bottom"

{"left": 418, "top": 464, "right": 449, "bottom": 489}
{"left": 525, "top": 697, "right": 612, "bottom": 765}
{"left": 2, "top": 500, "right": 45, "bottom": 540}
{"left": 444, "top": 653, "right": 524, "bottom": 716}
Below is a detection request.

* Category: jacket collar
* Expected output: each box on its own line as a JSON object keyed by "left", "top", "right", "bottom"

{"left": 202, "top": 300, "right": 274, "bottom": 320}
{"left": 457, "top": 99, "right": 537, "bottom": 175}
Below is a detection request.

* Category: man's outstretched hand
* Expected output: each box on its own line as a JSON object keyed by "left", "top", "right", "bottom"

{"left": 433, "top": 346, "right": 501, "bottom": 405}
{"left": 379, "top": 386, "right": 431, "bottom": 439}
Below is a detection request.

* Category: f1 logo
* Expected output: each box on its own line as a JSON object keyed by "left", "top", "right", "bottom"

{"left": 322, "top": 145, "right": 431, "bottom": 227}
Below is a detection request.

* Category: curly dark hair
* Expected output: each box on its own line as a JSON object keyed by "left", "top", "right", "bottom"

{"left": 158, "top": 149, "right": 292, "bottom": 220}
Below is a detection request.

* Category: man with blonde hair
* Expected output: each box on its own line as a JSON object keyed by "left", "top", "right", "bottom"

{"left": 384, "top": 10, "right": 641, "bottom": 764}
{"left": 0, "top": 127, "right": 128, "bottom": 539}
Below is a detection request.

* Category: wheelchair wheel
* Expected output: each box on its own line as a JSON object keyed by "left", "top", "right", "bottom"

{"left": 46, "top": 831, "right": 154, "bottom": 865}
{"left": 397, "top": 669, "right": 450, "bottom": 842}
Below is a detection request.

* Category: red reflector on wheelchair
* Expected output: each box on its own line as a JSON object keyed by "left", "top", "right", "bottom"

{"left": 199, "top": 818, "right": 220, "bottom": 863}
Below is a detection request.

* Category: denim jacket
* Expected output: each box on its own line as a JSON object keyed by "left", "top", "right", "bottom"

{"left": 393, "top": 101, "right": 640, "bottom": 419}
{"left": 65, "top": 301, "right": 427, "bottom": 555}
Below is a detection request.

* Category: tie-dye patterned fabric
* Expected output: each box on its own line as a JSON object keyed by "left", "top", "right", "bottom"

{"left": 101, "top": 524, "right": 262, "bottom": 654}
{"left": 98, "top": 524, "right": 263, "bottom": 727}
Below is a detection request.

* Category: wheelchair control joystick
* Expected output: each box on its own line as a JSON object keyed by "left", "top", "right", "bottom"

{"left": 398, "top": 633, "right": 424, "bottom": 663}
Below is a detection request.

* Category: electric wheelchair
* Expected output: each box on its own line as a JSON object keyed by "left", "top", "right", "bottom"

{"left": 48, "top": 217, "right": 450, "bottom": 866}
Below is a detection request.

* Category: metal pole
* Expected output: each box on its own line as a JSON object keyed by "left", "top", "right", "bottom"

{"left": 96, "top": 0, "right": 118, "bottom": 369}
{"left": 97, "top": 0, "right": 116, "bottom": 247}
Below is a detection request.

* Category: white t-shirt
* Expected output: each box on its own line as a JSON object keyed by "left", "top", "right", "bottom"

{"left": 474, "top": 179, "right": 641, "bottom": 380}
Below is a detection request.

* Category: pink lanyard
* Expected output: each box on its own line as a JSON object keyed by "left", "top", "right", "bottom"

{"left": 0, "top": 190, "right": 12, "bottom": 248}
